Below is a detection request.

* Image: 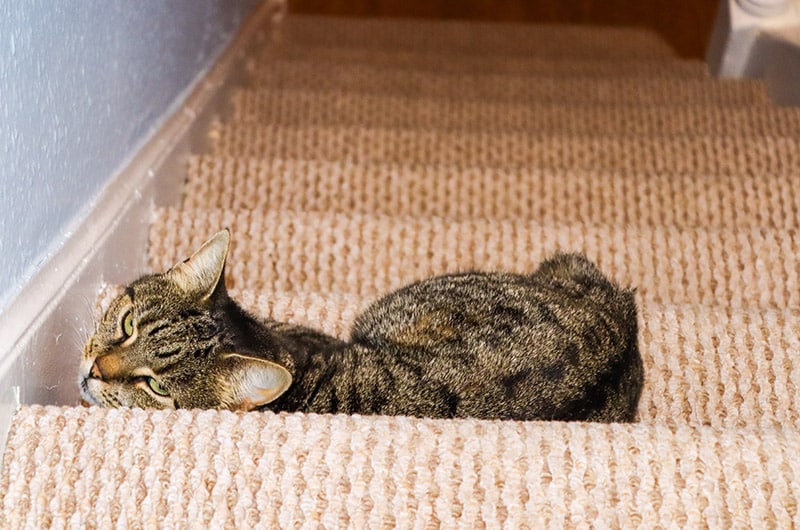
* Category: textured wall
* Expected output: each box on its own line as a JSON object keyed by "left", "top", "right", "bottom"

{"left": 0, "top": 1, "right": 259, "bottom": 311}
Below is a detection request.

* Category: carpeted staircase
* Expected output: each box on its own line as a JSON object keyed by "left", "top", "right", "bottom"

{"left": 3, "top": 13, "right": 800, "bottom": 527}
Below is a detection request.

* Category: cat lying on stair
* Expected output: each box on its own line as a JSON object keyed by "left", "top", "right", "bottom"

{"left": 79, "top": 230, "right": 643, "bottom": 422}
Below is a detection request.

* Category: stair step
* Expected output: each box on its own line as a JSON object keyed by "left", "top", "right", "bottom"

{"left": 280, "top": 15, "right": 676, "bottom": 58}
{"left": 247, "top": 60, "right": 768, "bottom": 105}
{"left": 3, "top": 405, "right": 796, "bottom": 527}
{"left": 184, "top": 156, "right": 800, "bottom": 229}
{"left": 150, "top": 208, "right": 800, "bottom": 308}
{"left": 230, "top": 288, "right": 800, "bottom": 429}
{"left": 208, "top": 124, "right": 800, "bottom": 174}
{"left": 263, "top": 45, "right": 704, "bottom": 76}
{"left": 230, "top": 88, "right": 800, "bottom": 133}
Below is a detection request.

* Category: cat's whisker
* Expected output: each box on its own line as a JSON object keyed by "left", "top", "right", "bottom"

{"left": 76, "top": 294, "right": 101, "bottom": 341}
{"left": 67, "top": 326, "right": 90, "bottom": 352}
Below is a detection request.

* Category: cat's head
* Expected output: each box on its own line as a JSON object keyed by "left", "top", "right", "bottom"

{"left": 79, "top": 230, "right": 292, "bottom": 411}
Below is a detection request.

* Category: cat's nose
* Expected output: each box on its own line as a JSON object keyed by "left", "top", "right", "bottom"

{"left": 89, "top": 353, "right": 123, "bottom": 381}
{"left": 89, "top": 360, "right": 103, "bottom": 380}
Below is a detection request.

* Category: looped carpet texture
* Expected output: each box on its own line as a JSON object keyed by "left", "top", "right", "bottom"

{"left": 3, "top": 405, "right": 800, "bottom": 528}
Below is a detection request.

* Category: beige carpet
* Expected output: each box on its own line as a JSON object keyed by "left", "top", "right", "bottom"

{"left": 3, "top": 12, "right": 800, "bottom": 528}
{"left": 275, "top": 14, "right": 679, "bottom": 58}
{"left": 4, "top": 406, "right": 799, "bottom": 528}
{"left": 229, "top": 89, "right": 799, "bottom": 132}
{"left": 247, "top": 61, "right": 772, "bottom": 105}
{"left": 209, "top": 125, "right": 800, "bottom": 173}
{"left": 268, "top": 46, "right": 708, "bottom": 76}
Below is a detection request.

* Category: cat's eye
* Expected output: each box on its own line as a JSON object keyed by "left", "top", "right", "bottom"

{"left": 121, "top": 310, "right": 134, "bottom": 339}
{"left": 146, "top": 376, "right": 169, "bottom": 397}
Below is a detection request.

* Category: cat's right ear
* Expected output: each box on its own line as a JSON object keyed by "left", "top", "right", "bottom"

{"left": 168, "top": 229, "right": 230, "bottom": 300}
{"left": 221, "top": 353, "right": 293, "bottom": 411}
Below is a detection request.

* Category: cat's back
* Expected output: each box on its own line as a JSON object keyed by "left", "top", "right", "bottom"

{"left": 351, "top": 253, "right": 637, "bottom": 348}
{"left": 349, "top": 253, "right": 642, "bottom": 421}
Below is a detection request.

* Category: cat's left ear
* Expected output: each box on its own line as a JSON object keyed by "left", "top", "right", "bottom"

{"left": 222, "top": 353, "right": 293, "bottom": 411}
{"left": 169, "top": 229, "right": 230, "bottom": 300}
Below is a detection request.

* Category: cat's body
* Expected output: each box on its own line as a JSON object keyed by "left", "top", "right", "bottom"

{"left": 80, "top": 230, "right": 643, "bottom": 422}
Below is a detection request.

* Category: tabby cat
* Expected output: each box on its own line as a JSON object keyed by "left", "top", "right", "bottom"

{"left": 80, "top": 230, "right": 643, "bottom": 422}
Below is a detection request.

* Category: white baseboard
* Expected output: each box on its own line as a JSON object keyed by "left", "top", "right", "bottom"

{"left": 707, "top": 0, "right": 800, "bottom": 105}
{"left": 0, "top": 0, "right": 286, "bottom": 448}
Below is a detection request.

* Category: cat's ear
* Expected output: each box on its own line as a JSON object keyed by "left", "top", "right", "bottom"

{"left": 222, "top": 353, "right": 293, "bottom": 411}
{"left": 169, "top": 229, "right": 230, "bottom": 299}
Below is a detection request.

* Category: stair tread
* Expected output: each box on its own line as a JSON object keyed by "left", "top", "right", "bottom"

{"left": 3, "top": 405, "right": 797, "bottom": 528}
{"left": 183, "top": 155, "right": 800, "bottom": 229}
{"left": 247, "top": 60, "right": 768, "bottom": 105}
{"left": 230, "top": 87, "right": 800, "bottom": 133}
{"left": 150, "top": 207, "right": 800, "bottom": 308}
{"left": 208, "top": 123, "right": 800, "bottom": 173}
{"left": 280, "top": 14, "right": 676, "bottom": 58}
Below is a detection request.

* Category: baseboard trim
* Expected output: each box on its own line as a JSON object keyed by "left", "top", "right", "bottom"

{"left": 0, "top": 0, "right": 286, "bottom": 448}
{"left": 707, "top": 0, "right": 800, "bottom": 105}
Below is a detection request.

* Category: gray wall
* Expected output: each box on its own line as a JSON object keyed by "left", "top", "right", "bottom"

{"left": 0, "top": 1, "right": 259, "bottom": 310}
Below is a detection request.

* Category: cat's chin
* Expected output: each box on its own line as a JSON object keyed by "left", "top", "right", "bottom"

{"left": 78, "top": 377, "right": 98, "bottom": 406}
{"left": 78, "top": 367, "right": 104, "bottom": 407}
